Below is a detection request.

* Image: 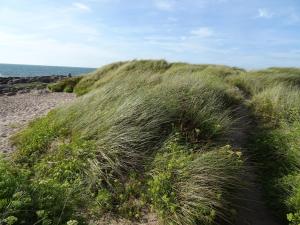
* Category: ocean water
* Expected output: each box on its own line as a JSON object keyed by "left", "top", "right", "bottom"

{"left": 0, "top": 63, "right": 96, "bottom": 77}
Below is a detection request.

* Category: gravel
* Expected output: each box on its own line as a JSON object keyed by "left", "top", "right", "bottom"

{"left": 0, "top": 89, "right": 75, "bottom": 153}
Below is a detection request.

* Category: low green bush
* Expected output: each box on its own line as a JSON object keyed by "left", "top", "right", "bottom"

{"left": 285, "top": 173, "right": 300, "bottom": 225}
{"left": 48, "top": 77, "right": 82, "bottom": 93}
{"left": 0, "top": 156, "right": 32, "bottom": 224}
{"left": 12, "top": 112, "right": 63, "bottom": 164}
{"left": 147, "top": 135, "right": 243, "bottom": 225}
{"left": 0, "top": 139, "right": 98, "bottom": 224}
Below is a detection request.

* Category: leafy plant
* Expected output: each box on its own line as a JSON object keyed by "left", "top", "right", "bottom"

{"left": 147, "top": 136, "right": 243, "bottom": 225}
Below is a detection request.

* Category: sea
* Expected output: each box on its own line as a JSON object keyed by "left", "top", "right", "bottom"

{"left": 0, "top": 63, "right": 96, "bottom": 77}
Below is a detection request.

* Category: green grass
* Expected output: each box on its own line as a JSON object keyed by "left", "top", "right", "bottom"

{"left": 233, "top": 68, "right": 300, "bottom": 225}
{"left": 48, "top": 77, "right": 82, "bottom": 93}
{"left": 147, "top": 135, "right": 243, "bottom": 225}
{"left": 1, "top": 60, "right": 300, "bottom": 224}
{"left": 227, "top": 67, "right": 300, "bottom": 96}
{"left": 250, "top": 84, "right": 300, "bottom": 127}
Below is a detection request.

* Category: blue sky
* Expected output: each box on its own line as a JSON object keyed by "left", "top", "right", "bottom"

{"left": 0, "top": 0, "right": 300, "bottom": 68}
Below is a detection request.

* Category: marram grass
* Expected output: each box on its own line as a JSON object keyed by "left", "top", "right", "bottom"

{"left": 1, "top": 60, "right": 300, "bottom": 225}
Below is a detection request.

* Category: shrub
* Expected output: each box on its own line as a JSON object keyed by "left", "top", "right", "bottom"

{"left": 284, "top": 173, "right": 300, "bottom": 225}
{"left": 12, "top": 112, "right": 62, "bottom": 164}
{"left": 0, "top": 156, "right": 32, "bottom": 224}
{"left": 48, "top": 77, "right": 82, "bottom": 93}
{"left": 147, "top": 136, "right": 243, "bottom": 225}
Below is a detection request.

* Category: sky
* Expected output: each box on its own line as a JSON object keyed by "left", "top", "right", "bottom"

{"left": 0, "top": 0, "right": 300, "bottom": 69}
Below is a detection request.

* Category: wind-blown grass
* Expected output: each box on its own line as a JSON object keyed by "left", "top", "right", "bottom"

{"left": 250, "top": 84, "right": 300, "bottom": 126}
{"left": 4, "top": 60, "right": 300, "bottom": 225}
{"left": 0, "top": 60, "right": 247, "bottom": 225}
{"left": 232, "top": 68, "right": 300, "bottom": 225}
{"left": 227, "top": 67, "right": 300, "bottom": 96}
{"left": 147, "top": 135, "right": 243, "bottom": 225}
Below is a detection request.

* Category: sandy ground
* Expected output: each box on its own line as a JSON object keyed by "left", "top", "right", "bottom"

{"left": 0, "top": 90, "right": 75, "bottom": 153}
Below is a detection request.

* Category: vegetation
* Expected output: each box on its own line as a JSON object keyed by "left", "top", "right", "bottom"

{"left": 229, "top": 68, "right": 300, "bottom": 224}
{"left": 147, "top": 136, "right": 243, "bottom": 225}
{"left": 48, "top": 77, "right": 82, "bottom": 93}
{"left": 1, "top": 60, "right": 300, "bottom": 224}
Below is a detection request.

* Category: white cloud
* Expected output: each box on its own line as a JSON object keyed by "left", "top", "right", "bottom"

{"left": 72, "top": 2, "right": 91, "bottom": 12}
{"left": 0, "top": 31, "right": 122, "bottom": 67}
{"left": 153, "top": 0, "right": 176, "bottom": 11}
{"left": 0, "top": 5, "right": 100, "bottom": 40}
{"left": 190, "top": 27, "right": 214, "bottom": 38}
{"left": 257, "top": 8, "right": 273, "bottom": 19}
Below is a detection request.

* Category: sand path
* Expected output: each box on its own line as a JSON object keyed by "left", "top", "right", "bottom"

{"left": 230, "top": 99, "right": 281, "bottom": 225}
{"left": 0, "top": 90, "right": 75, "bottom": 153}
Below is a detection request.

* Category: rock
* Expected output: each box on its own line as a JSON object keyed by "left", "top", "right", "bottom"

{"left": 0, "top": 75, "right": 68, "bottom": 85}
{"left": 6, "top": 92, "right": 16, "bottom": 96}
{"left": 0, "top": 75, "right": 70, "bottom": 95}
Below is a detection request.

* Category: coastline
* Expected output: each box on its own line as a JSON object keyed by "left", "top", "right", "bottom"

{"left": 0, "top": 75, "right": 70, "bottom": 95}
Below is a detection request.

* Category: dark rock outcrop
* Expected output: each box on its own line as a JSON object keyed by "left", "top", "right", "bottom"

{"left": 0, "top": 75, "right": 69, "bottom": 95}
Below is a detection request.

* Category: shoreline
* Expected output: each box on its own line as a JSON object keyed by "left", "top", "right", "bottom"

{"left": 0, "top": 75, "right": 70, "bottom": 96}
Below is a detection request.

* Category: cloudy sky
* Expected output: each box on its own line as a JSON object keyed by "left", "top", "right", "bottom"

{"left": 0, "top": 0, "right": 300, "bottom": 68}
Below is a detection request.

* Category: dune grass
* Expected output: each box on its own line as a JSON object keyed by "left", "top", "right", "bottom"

{"left": 229, "top": 67, "right": 300, "bottom": 225}
{"left": 227, "top": 67, "right": 300, "bottom": 96}
{"left": 1, "top": 60, "right": 300, "bottom": 225}
{"left": 250, "top": 84, "right": 300, "bottom": 127}
{"left": 147, "top": 135, "right": 243, "bottom": 225}
{"left": 0, "top": 60, "right": 247, "bottom": 225}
